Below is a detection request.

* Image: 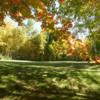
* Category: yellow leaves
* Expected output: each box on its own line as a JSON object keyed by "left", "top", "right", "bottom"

{"left": 28, "top": 0, "right": 46, "bottom": 10}
{"left": 66, "top": 36, "right": 90, "bottom": 60}
{"left": 88, "top": 0, "right": 96, "bottom": 6}
{"left": 85, "top": 0, "right": 97, "bottom": 10}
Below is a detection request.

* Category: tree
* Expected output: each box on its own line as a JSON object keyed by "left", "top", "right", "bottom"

{"left": 0, "top": 0, "right": 99, "bottom": 32}
{"left": 0, "top": 0, "right": 99, "bottom": 61}
{"left": 0, "top": 0, "right": 55, "bottom": 28}
{"left": 0, "top": 24, "right": 27, "bottom": 58}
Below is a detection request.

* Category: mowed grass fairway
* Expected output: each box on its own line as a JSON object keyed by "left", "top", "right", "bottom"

{"left": 0, "top": 61, "right": 100, "bottom": 100}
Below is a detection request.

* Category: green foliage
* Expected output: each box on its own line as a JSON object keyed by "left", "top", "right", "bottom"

{"left": 59, "top": 0, "right": 100, "bottom": 30}
{"left": 17, "top": 32, "right": 47, "bottom": 60}
{"left": 88, "top": 29, "right": 100, "bottom": 56}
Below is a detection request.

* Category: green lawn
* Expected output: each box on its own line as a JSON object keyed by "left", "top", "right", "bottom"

{"left": 0, "top": 61, "right": 100, "bottom": 100}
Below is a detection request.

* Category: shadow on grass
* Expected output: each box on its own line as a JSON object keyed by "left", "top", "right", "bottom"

{"left": 0, "top": 62, "right": 100, "bottom": 100}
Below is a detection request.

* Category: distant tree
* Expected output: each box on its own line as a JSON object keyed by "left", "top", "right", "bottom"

{"left": 0, "top": 24, "right": 26, "bottom": 58}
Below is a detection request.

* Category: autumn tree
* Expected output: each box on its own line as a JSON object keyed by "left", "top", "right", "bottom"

{"left": 0, "top": 24, "right": 27, "bottom": 58}
{"left": 0, "top": 0, "right": 99, "bottom": 61}
{"left": 0, "top": 0, "right": 99, "bottom": 34}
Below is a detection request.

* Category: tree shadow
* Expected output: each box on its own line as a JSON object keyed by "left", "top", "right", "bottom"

{"left": 0, "top": 62, "right": 100, "bottom": 100}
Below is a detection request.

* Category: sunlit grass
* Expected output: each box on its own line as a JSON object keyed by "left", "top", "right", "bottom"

{"left": 0, "top": 61, "right": 100, "bottom": 100}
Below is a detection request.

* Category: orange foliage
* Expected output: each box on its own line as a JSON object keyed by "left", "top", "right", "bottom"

{"left": 95, "top": 56, "right": 100, "bottom": 64}
{"left": 67, "top": 38, "right": 90, "bottom": 61}
{"left": 60, "top": 0, "right": 65, "bottom": 4}
{"left": 11, "top": 0, "right": 21, "bottom": 4}
{"left": 12, "top": 11, "right": 22, "bottom": 18}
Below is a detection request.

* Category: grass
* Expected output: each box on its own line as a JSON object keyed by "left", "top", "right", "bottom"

{"left": 0, "top": 61, "right": 100, "bottom": 100}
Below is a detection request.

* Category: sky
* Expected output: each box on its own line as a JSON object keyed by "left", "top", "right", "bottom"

{"left": 4, "top": 16, "right": 18, "bottom": 27}
{"left": 4, "top": 16, "right": 42, "bottom": 33}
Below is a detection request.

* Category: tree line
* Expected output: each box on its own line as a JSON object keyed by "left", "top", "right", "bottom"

{"left": 0, "top": 20, "right": 98, "bottom": 61}
{"left": 0, "top": 0, "right": 99, "bottom": 61}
